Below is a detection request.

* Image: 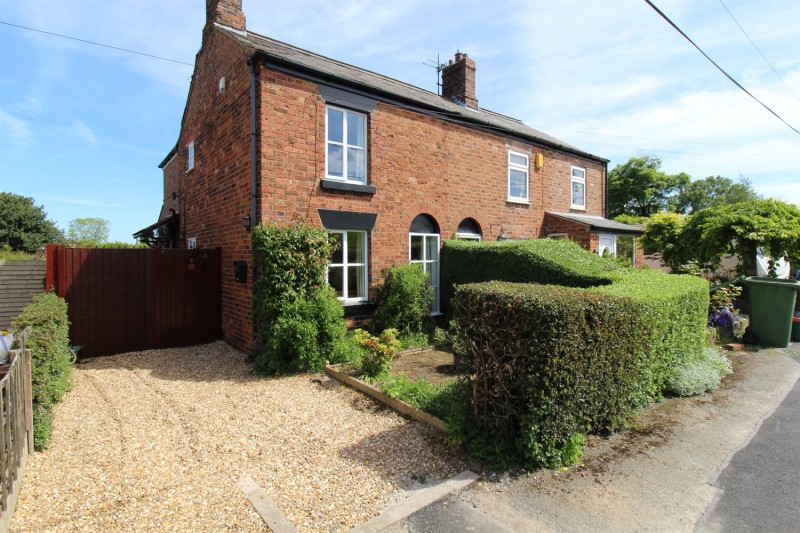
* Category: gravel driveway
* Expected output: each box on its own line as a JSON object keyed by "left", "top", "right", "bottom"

{"left": 11, "top": 341, "right": 465, "bottom": 531}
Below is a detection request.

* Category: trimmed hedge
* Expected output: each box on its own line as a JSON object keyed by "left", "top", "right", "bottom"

{"left": 11, "top": 291, "right": 73, "bottom": 451}
{"left": 453, "top": 282, "right": 649, "bottom": 467}
{"left": 441, "top": 239, "right": 620, "bottom": 316}
{"left": 446, "top": 238, "right": 709, "bottom": 467}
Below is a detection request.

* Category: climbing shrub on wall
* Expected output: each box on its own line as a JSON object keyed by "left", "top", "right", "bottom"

{"left": 251, "top": 222, "right": 346, "bottom": 374}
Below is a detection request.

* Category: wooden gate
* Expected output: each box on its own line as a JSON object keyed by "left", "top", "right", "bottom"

{"left": 45, "top": 245, "right": 221, "bottom": 358}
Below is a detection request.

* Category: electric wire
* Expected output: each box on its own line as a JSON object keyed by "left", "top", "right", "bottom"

{"left": 643, "top": 0, "right": 800, "bottom": 135}
{"left": 716, "top": 0, "right": 800, "bottom": 105}
{"left": 0, "top": 21, "right": 195, "bottom": 67}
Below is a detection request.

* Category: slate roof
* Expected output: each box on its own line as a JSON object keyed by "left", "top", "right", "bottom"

{"left": 546, "top": 212, "right": 644, "bottom": 235}
{"left": 218, "top": 25, "right": 607, "bottom": 163}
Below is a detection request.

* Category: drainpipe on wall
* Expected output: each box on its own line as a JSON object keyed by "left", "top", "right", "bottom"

{"left": 247, "top": 51, "right": 267, "bottom": 233}
{"left": 603, "top": 160, "right": 608, "bottom": 219}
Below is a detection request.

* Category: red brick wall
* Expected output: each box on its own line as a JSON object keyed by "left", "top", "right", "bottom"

{"left": 176, "top": 27, "right": 610, "bottom": 352}
{"left": 172, "top": 30, "right": 254, "bottom": 352}
{"left": 158, "top": 153, "right": 181, "bottom": 221}
{"left": 256, "top": 68, "right": 607, "bottom": 298}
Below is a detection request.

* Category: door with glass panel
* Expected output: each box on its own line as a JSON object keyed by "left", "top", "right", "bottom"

{"left": 409, "top": 233, "right": 440, "bottom": 314}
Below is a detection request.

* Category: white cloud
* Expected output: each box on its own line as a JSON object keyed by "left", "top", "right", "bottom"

{"left": 0, "top": 108, "right": 32, "bottom": 143}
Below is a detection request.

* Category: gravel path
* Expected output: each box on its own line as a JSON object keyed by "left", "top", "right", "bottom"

{"left": 11, "top": 341, "right": 465, "bottom": 532}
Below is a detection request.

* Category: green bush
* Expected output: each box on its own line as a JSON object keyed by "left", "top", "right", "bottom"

{"left": 666, "top": 347, "right": 732, "bottom": 397}
{"left": 444, "top": 238, "right": 709, "bottom": 468}
{"left": 11, "top": 291, "right": 73, "bottom": 451}
{"left": 252, "top": 223, "right": 342, "bottom": 374}
{"left": 440, "top": 239, "right": 620, "bottom": 316}
{"left": 354, "top": 328, "right": 401, "bottom": 378}
{"left": 453, "top": 282, "right": 650, "bottom": 467}
{"left": 374, "top": 264, "right": 432, "bottom": 335}
{"left": 257, "top": 286, "right": 346, "bottom": 374}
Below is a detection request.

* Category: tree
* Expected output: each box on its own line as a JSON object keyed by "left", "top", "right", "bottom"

{"left": 674, "top": 175, "right": 760, "bottom": 214}
{"left": 640, "top": 212, "right": 687, "bottom": 270}
{"left": 67, "top": 218, "right": 111, "bottom": 245}
{"left": 608, "top": 156, "right": 691, "bottom": 217}
{"left": 679, "top": 200, "right": 800, "bottom": 276}
{"left": 0, "top": 192, "right": 63, "bottom": 253}
{"left": 607, "top": 156, "right": 690, "bottom": 218}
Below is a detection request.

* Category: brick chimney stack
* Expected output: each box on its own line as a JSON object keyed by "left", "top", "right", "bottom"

{"left": 441, "top": 51, "right": 478, "bottom": 109}
{"left": 206, "top": 0, "right": 246, "bottom": 33}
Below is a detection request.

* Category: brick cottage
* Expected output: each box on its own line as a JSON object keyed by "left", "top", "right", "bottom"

{"left": 135, "top": 0, "right": 644, "bottom": 353}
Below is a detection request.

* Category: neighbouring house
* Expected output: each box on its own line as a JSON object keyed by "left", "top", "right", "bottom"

{"left": 134, "top": 0, "right": 644, "bottom": 353}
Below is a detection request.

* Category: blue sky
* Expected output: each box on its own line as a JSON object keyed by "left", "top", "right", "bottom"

{"left": 1, "top": 0, "right": 798, "bottom": 243}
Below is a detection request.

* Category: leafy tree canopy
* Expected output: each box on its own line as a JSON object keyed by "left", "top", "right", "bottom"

{"left": 0, "top": 192, "right": 63, "bottom": 253}
{"left": 67, "top": 217, "right": 111, "bottom": 245}
{"left": 608, "top": 156, "right": 690, "bottom": 218}
{"left": 674, "top": 175, "right": 760, "bottom": 214}
{"left": 640, "top": 212, "right": 686, "bottom": 269}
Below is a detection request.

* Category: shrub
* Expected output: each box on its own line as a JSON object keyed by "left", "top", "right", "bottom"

{"left": 666, "top": 347, "right": 732, "bottom": 396}
{"left": 256, "top": 286, "right": 346, "bottom": 374}
{"left": 374, "top": 264, "right": 432, "bottom": 335}
{"left": 355, "top": 328, "right": 401, "bottom": 378}
{"left": 11, "top": 291, "right": 73, "bottom": 451}
{"left": 251, "top": 223, "right": 341, "bottom": 373}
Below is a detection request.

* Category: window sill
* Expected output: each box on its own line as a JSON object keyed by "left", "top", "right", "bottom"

{"left": 570, "top": 206, "right": 587, "bottom": 211}
{"left": 321, "top": 179, "right": 376, "bottom": 195}
{"left": 507, "top": 198, "right": 530, "bottom": 205}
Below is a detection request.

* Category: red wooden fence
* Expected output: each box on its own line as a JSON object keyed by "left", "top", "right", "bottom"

{"left": 46, "top": 246, "right": 221, "bottom": 358}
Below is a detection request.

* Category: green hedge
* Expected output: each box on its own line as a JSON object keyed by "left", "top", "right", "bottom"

{"left": 453, "top": 282, "right": 650, "bottom": 467}
{"left": 446, "top": 238, "right": 709, "bottom": 467}
{"left": 11, "top": 291, "right": 73, "bottom": 451}
{"left": 441, "top": 239, "right": 620, "bottom": 316}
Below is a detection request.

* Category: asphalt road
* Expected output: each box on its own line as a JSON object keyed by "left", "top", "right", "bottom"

{"left": 700, "top": 350, "right": 800, "bottom": 533}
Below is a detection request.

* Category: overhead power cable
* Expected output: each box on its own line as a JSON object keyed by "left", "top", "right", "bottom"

{"left": 0, "top": 21, "right": 195, "bottom": 67}
{"left": 642, "top": 0, "right": 800, "bottom": 135}
{"left": 716, "top": 0, "right": 800, "bottom": 105}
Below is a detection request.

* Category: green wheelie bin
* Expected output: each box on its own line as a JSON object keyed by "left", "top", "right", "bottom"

{"left": 745, "top": 276, "right": 800, "bottom": 348}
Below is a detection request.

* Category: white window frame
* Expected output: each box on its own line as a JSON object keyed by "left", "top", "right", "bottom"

{"left": 187, "top": 141, "right": 195, "bottom": 172}
{"left": 327, "top": 230, "right": 368, "bottom": 305}
{"left": 571, "top": 166, "right": 586, "bottom": 210}
{"left": 507, "top": 150, "right": 530, "bottom": 203}
{"left": 325, "top": 105, "right": 368, "bottom": 185}
{"left": 598, "top": 234, "right": 616, "bottom": 258}
{"left": 186, "top": 237, "right": 197, "bottom": 250}
{"left": 409, "top": 232, "right": 441, "bottom": 314}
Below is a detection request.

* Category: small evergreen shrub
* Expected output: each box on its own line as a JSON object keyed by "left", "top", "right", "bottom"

{"left": 355, "top": 328, "right": 401, "bottom": 378}
{"left": 666, "top": 347, "right": 732, "bottom": 397}
{"left": 257, "top": 286, "right": 346, "bottom": 374}
{"left": 11, "top": 291, "right": 73, "bottom": 451}
{"left": 374, "top": 264, "right": 432, "bottom": 335}
{"left": 252, "top": 223, "right": 343, "bottom": 374}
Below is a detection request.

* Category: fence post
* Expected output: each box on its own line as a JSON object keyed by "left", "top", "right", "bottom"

{"left": 23, "top": 350, "right": 33, "bottom": 454}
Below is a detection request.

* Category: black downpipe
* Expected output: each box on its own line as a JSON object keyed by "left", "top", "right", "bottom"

{"left": 248, "top": 52, "right": 267, "bottom": 233}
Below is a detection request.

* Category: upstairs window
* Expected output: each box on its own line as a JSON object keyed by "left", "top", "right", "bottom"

{"left": 508, "top": 151, "right": 529, "bottom": 203}
{"left": 571, "top": 166, "right": 586, "bottom": 210}
{"left": 187, "top": 141, "right": 195, "bottom": 172}
{"left": 326, "top": 106, "right": 367, "bottom": 184}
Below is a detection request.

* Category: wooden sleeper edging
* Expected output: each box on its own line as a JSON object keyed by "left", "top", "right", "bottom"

{"left": 323, "top": 365, "right": 448, "bottom": 433}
